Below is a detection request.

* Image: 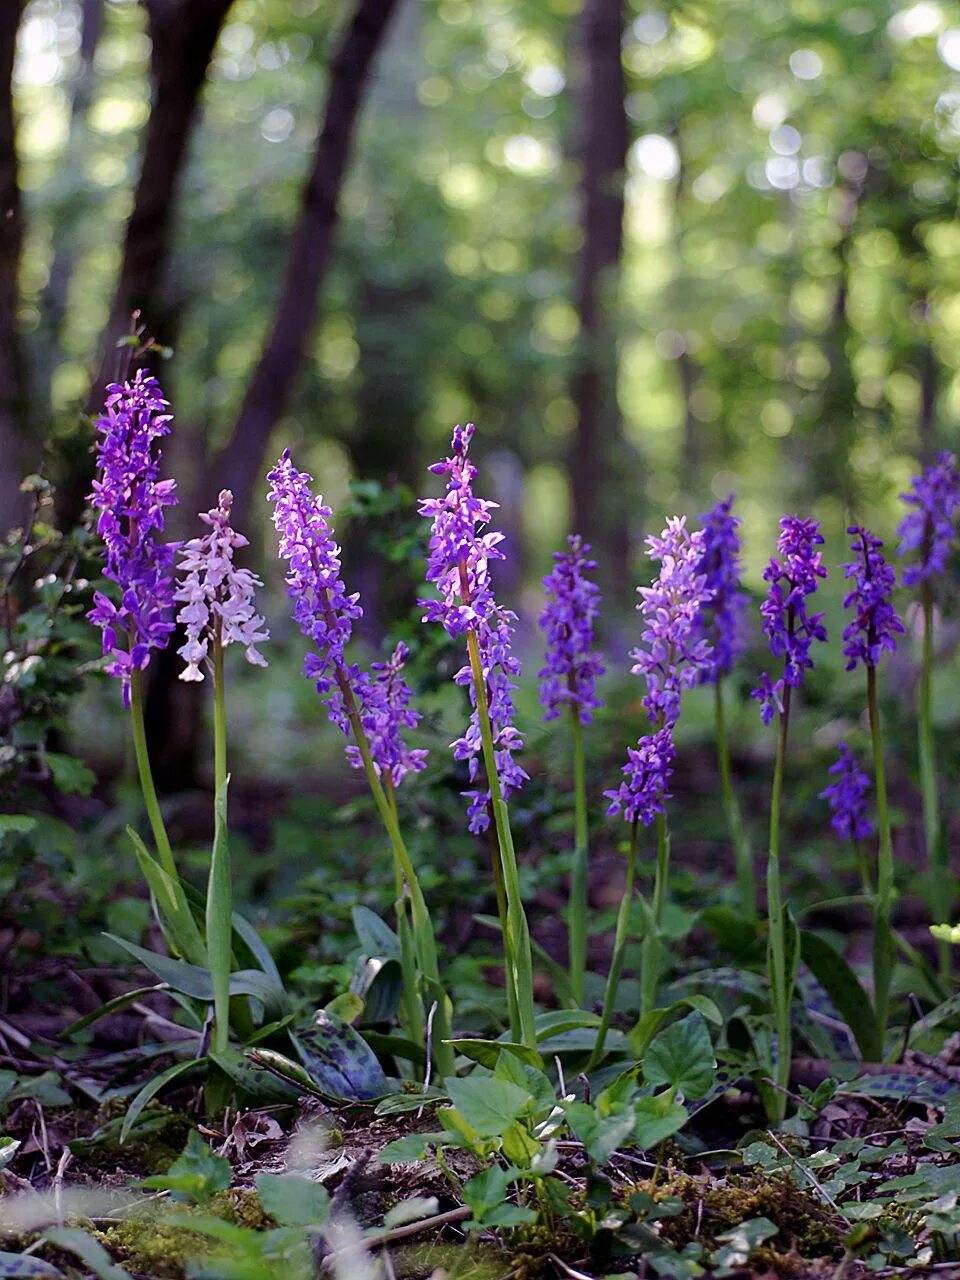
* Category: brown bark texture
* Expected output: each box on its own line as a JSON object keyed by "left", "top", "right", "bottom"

{"left": 570, "top": 0, "right": 627, "bottom": 582}
{"left": 89, "top": 0, "right": 235, "bottom": 409}
{"left": 38, "top": 0, "right": 104, "bottom": 398}
{"left": 212, "top": 0, "right": 403, "bottom": 532}
{"left": 0, "top": 0, "right": 29, "bottom": 530}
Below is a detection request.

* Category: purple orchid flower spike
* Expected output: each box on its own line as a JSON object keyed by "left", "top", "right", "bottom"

{"left": 538, "top": 534, "right": 605, "bottom": 724}
{"left": 267, "top": 449, "right": 362, "bottom": 736}
{"left": 841, "top": 526, "right": 904, "bottom": 672}
{"left": 631, "top": 516, "right": 714, "bottom": 729}
{"left": 418, "top": 424, "right": 527, "bottom": 833}
{"left": 87, "top": 369, "right": 178, "bottom": 707}
{"left": 605, "top": 727, "right": 675, "bottom": 827}
{"left": 695, "top": 495, "right": 749, "bottom": 683}
{"left": 175, "top": 490, "right": 269, "bottom": 682}
{"left": 346, "top": 643, "right": 429, "bottom": 788}
{"left": 752, "top": 516, "right": 828, "bottom": 724}
{"left": 268, "top": 452, "right": 425, "bottom": 785}
{"left": 898, "top": 454, "right": 960, "bottom": 975}
{"left": 821, "top": 742, "right": 874, "bottom": 842}
{"left": 753, "top": 514, "right": 829, "bottom": 1123}
{"left": 898, "top": 452, "right": 960, "bottom": 586}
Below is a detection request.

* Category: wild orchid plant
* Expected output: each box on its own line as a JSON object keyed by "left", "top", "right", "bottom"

{"left": 89, "top": 371, "right": 277, "bottom": 1055}
{"left": 587, "top": 519, "right": 714, "bottom": 1069}
{"left": 840, "top": 526, "right": 904, "bottom": 1045}
{"left": 267, "top": 451, "right": 453, "bottom": 1078}
{"left": 897, "top": 453, "right": 960, "bottom": 979}
{"left": 88, "top": 373, "right": 206, "bottom": 968}
{"left": 418, "top": 424, "right": 536, "bottom": 1049}
{"left": 694, "top": 497, "right": 752, "bottom": 915}
{"left": 537, "top": 535, "right": 604, "bottom": 1006}
{"left": 588, "top": 727, "right": 674, "bottom": 1069}
{"left": 173, "top": 489, "right": 270, "bottom": 1052}
{"left": 753, "top": 516, "right": 828, "bottom": 1121}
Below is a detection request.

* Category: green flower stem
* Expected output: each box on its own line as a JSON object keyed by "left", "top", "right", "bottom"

{"left": 488, "top": 816, "right": 520, "bottom": 1040}
{"left": 207, "top": 631, "right": 233, "bottom": 1054}
{"left": 326, "top": 635, "right": 454, "bottom": 1079}
{"left": 568, "top": 702, "right": 589, "bottom": 1007}
{"left": 853, "top": 838, "right": 873, "bottom": 897}
{"left": 585, "top": 817, "right": 639, "bottom": 1072}
{"left": 129, "top": 668, "right": 177, "bottom": 881}
{"left": 652, "top": 812, "right": 670, "bottom": 926}
{"left": 867, "top": 664, "right": 895, "bottom": 1049}
{"left": 386, "top": 779, "right": 425, "bottom": 1053}
{"left": 767, "top": 685, "right": 792, "bottom": 1124}
{"left": 715, "top": 678, "right": 755, "bottom": 918}
{"left": 919, "top": 583, "right": 948, "bottom": 979}
{"left": 352, "top": 721, "right": 453, "bottom": 1078}
{"left": 213, "top": 635, "right": 227, "bottom": 795}
{"left": 640, "top": 813, "right": 670, "bottom": 1017}
{"left": 465, "top": 627, "right": 537, "bottom": 1051}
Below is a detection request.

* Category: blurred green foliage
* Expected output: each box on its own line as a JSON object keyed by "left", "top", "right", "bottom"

{"left": 13, "top": 0, "right": 960, "bottom": 574}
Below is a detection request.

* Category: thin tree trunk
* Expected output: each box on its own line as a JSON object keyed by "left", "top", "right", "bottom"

{"left": 0, "top": 1, "right": 29, "bottom": 531}
{"left": 211, "top": 0, "right": 403, "bottom": 532}
{"left": 37, "top": 0, "right": 104, "bottom": 406}
{"left": 569, "top": 0, "right": 627, "bottom": 585}
{"left": 54, "top": 0, "right": 234, "bottom": 530}
{"left": 669, "top": 123, "right": 701, "bottom": 474}
{"left": 814, "top": 163, "right": 864, "bottom": 506}
{"left": 89, "top": 0, "right": 235, "bottom": 406}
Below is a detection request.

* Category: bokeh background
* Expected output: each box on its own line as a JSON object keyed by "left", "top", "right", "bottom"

{"left": 7, "top": 0, "right": 960, "bottom": 553}
{"left": 4, "top": 0, "right": 960, "bottom": 784}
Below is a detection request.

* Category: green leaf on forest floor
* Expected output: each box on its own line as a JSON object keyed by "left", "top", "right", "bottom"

{"left": 139, "top": 1131, "right": 231, "bottom": 1204}
{"left": 801, "top": 930, "right": 881, "bottom": 1062}
{"left": 644, "top": 1010, "right": 716, "bottom": 1098}
{"left": 293, "top": 1012, "right": 389, "bottom": 1100}
{"left": 255, "top": 1173, "right": 330, "bottom": 1227}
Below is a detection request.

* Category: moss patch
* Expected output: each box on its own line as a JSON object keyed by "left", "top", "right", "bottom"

{"left": 95, "top": 1217, "right": 211, "bottom": 1279}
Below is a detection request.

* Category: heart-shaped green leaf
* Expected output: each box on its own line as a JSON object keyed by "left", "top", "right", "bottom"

{"left": 644, "top": 1010, "right": 716, "bottom": 1098}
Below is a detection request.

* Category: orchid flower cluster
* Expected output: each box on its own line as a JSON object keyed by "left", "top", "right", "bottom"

{"left": 87, "top": 369, "right": 960, "bottom": 1109}
{"left": 538, "top": 535, "right": 605, "bottom": 724}
{"left": 175, "top": 489, "right": 270, "bottom": 682}
{"left": 346, "top": 644, "right": 429, "bottom": 788}
{"left": 537, "top": 534, "right": 604, "bottom": 1002}
{"left": 606, "top": 518, "right": 712, "bottom": 827}
{"left": 821, "top": 742, "right": 873, "bottom": 843}
{"left": 898, "top": 451, "right": 960, "bottom": 585}
{"left": 418, "top": 423, "right": 527, "bottom": 834}
{"left": 87, "top": 374, "right": 273, "bottom": 1053}
{"left": 267, "top": 447, "right": 451, "bottom": 1068}
{"left": 752, "top": 516, "right": 829, "bottom": 725}
{"left": 694, "top": 495, "right": 749, "bottom": 683}
{"left": 266, "top": 450, "right": 425, "bottom": 786}
{"left": 88, "top": 370, "right": 178, "bottom": 706}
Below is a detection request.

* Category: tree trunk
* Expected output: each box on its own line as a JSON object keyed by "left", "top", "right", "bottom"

{"left": 0, "top": 1, "right": 29, "bottom": 532}
{"left": 569, "top": 0, "right": 628, "bottom": 587}
{"left": 37, "top": 0, "right": 104, "bottom": 408}
{"left": 211, "top": 0, "right": 403, "bottom": 532}
{"left": 812, "top": 163, "right": 864, "bottom": 506}
{"left": 90, "top": 0, "right": 235, "bottom": 404}
{"left": 53, "top": 0, "right": 234, "bottom": 531}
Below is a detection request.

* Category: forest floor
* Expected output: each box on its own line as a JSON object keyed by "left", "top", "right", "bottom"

{"left": 3, "top": 738, "right": 960, "bottom": 1280}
